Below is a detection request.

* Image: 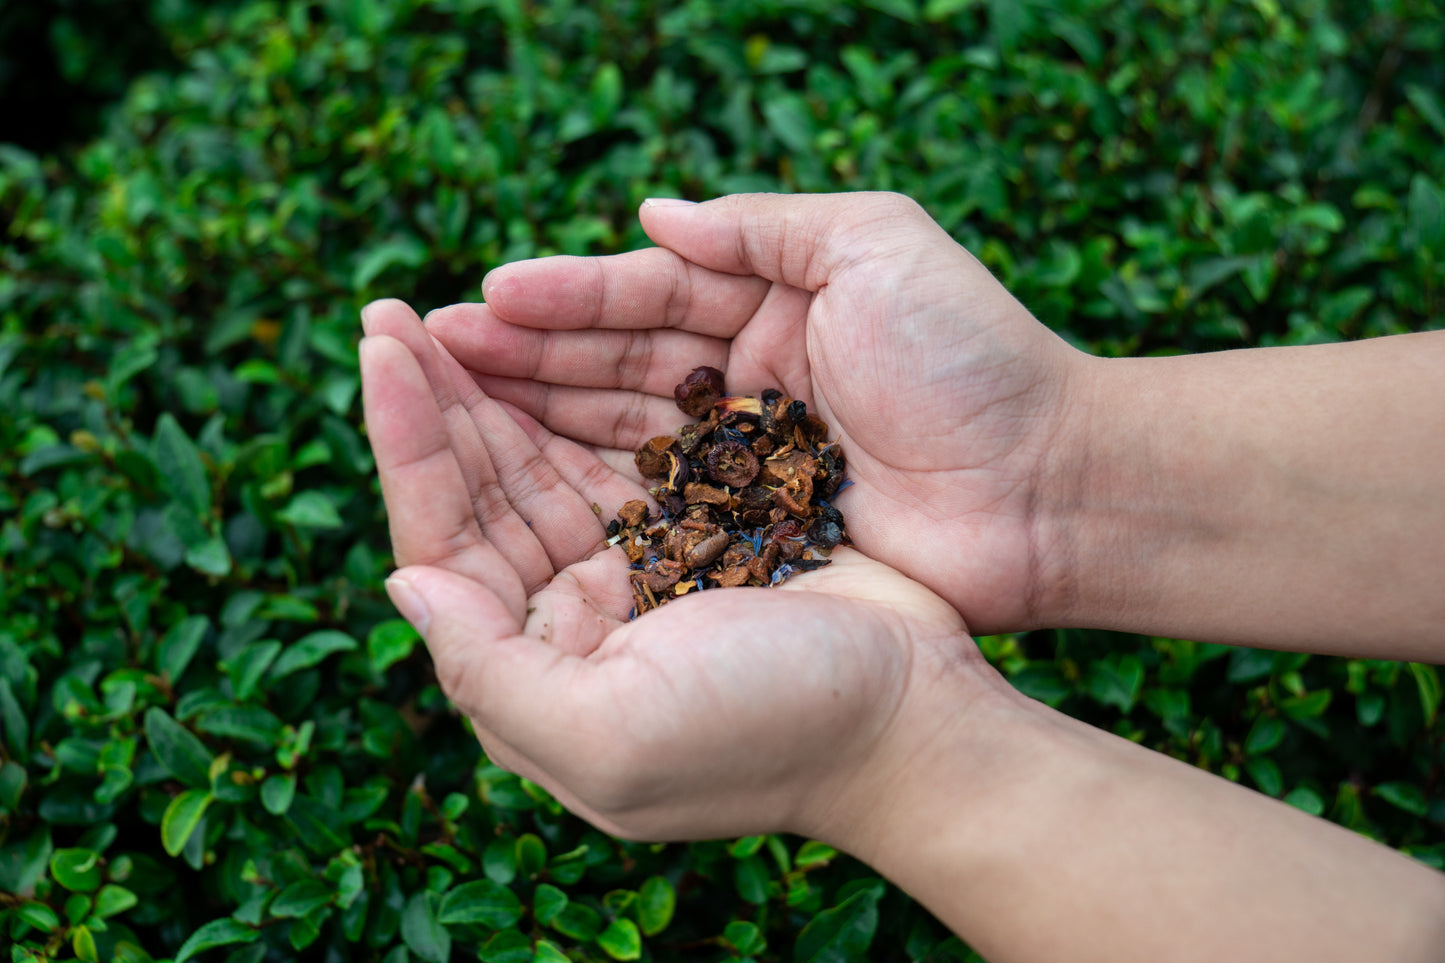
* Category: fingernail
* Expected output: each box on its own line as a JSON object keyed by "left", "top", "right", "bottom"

{"left": 385, "top": 575, "right": 431, "bottom": 635}
{"left": 643, "top": 197, "right": 697, "bottom": 208}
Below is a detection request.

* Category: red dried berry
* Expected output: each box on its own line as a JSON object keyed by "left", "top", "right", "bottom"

{"left": 674, "top": 366, "right": 726, "bottom": 417}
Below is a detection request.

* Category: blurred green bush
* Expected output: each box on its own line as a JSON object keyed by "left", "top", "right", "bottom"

{"left": 1, "top": 0, "right": 1442, "bottom": 960}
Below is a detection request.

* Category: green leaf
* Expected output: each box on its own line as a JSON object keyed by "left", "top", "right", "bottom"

{"left": 1283, "top": 787, "right": 1325, "bottom": 816}
{"left": 480, "top": 929, "right": 533, "bottom": 963}
{"left": 401, "top": 891, "right": 451, "bottom": 963}
{"left": 1244, "top": 757, "right": 1283, "bottom": 797}
{"left": 534, "top": 939, "right": 571, "bottom": 963}
{"left": 1244, "top": 716, "right": 1286, "bottom": 756}
{"left": 1409, "top": 663, "right": 1441, "bottom": 725}
{"left": 144, "top": 708, "right": 215, "bottom": 787}
{"left": 15, "top": 900, "right": 61, "bottom": 934}
{"left": 368, "top": 618, "right": 420, "bottom": 674}
{"left": 73, "top": 925, "right": 99, "bottom": 962}
{"left": 276, "top": 490, "right": 344, "bottom": 529}
{"left": 269, "top": 630, "right": 358, "bottom": 681}
{"left": 225, "top": 640, "right": 283, "bottom": 701}
{"left": 50, "top": 847, "right": 102, "bottom": 892}
{"left": 154, "top": 413, "right": 211, "bottom": 518}
{"left": 1407, "top": 174, "right": 1445, "bottom": 251}
{"left": 733, "top": 854, "right": 769, "bottom": 904}
{"left": 794, "top": 882, "right": 884, "bottom": 963}
{"left": 1404, "top": 83, "right": 1445, "bottom": 139}
{"left": 354, "top": 236, "right": 428, "bottom": 291}
{"left": 175, "top": 918, "right": 260, "bottom": 963}
{"left": 638, "top": 875, "right": 676, "bottom": 936}
{"left": 725, "top": 920, "right": 767, "bottom": 957}
{"left": 437, "top": 879, "right": 524, "bottom": 928}
{"left": 1227, "top": 647, "right": 1275, "bottom": 683}
{"left": 0, "top": 759, "right": 26, "bottom": 811}
{"left": 185, "top": 537, "right": 233, "bottom": 577}
{"left": 0, "top": 677, "right": 30, "bottom": 761}
{"left": 157, "top": 615, "right": 209, "bottom": 682}
{"left": 598, "top": 918, "right": 642, "bottom": 960}
{"left": 795, "top": 841, "right": 837, "bottom": 868}
{"left": 261, "top": 773, "right": 297, "bottom": 815}
{"left": 515, "top": 833, "right": 547, "bottom": 879}
{"left": 271, "top": 879, "right": 334, "bottom": 918}
{"left": 551, "top": 901, "right": 602, "bottom": 941}
{"left": 533, "top": 883, "right": 568, "bottom": 924}
{"left": 1084, "top": 655, "right": 1143, "bottom": 713}
{"left": 1375, "top": 781, "right": 1428, "bottom": 817}
{"left": 161, "top": 789, "right": 212, "bottom": 857}
{"left": 93, "top": 884, "right": 139, "bottom": 919}
{"left": 196, "top": 705, "right": 285, "bottom": 746}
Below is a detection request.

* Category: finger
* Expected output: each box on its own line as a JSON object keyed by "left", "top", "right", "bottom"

{"left": 497, "top": 401, "right": 651, "bottom": 513}
{"left": 360, "top": 335, "right": 527, "bottom": 621}
{"left": 467, "top": 373, "right": 686, "bottom": 453}
{"left": 426, "top": 300, "right": 732, "bottom": 397}
{"left": 363, "top": 299, "right": 559, "bottom": 589}
{"left": 388, "top": 565, "right": 622, "bottom": 767}
{"left": 638, "top": 191, "right": 951, "bottom": 291}
{"left": 455, "top": 380, "right": 615, "bottom": 573}
{"left": 479, "top": 246, "right": 773, "bottom": 336}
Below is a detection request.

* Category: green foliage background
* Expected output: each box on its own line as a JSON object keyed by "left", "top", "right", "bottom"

{"left": 2, "top": 0, "right": 1443, "bottom": 960}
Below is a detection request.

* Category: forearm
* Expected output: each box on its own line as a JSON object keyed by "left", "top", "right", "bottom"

{"left": 1041, "top": 330, "right": 1445, "bottom": 659}
{"left": 826, "top": 687, "right": 1445, "bottom": 963}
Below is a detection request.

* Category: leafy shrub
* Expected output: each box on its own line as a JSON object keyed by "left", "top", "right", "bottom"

{"left": 1, "top": 0, "right": 1442, "bottom": 960}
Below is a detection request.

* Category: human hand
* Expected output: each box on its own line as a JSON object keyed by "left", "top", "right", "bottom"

{"left": 358, "top": 298, "right": 1007, "bottom": 842}
{"left": 424, "top": 192, "right": 1091, "bottom": 635}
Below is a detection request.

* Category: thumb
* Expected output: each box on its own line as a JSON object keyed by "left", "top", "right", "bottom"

{"left": 385, "top": 565, "right": 570, "bottom": 732}
{"left": 638, "top": 191, "right": 947, "bottom": 291}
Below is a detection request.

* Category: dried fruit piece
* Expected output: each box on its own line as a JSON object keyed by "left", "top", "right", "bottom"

{"left": 674, "top": 366, "right": 726, "bottom": 417}
{"left": 706, "top": 440, "right": 760, "bottom": 487}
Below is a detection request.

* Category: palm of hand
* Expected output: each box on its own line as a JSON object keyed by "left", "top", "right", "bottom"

{"left": 360, "top": 299, "right": 973, "bottom": 842}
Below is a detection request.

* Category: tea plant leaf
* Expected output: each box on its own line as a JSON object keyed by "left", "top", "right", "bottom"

{"left": 153, "top": 413, "right": 211, "bottom": 519}
{"left": 161, "top": 789, "right": 212, "bottom": 857}
{"left": 795, "top": 882, "right": 884, "bottom": 963}
{"left": 175, "top": 918, "right": 260, "bottom": 963}
{"left": 144, "top": 708, "right": 214, "bottom": 787}
{"left": 401, "top": 891, "right": 451, "bottom": 963}
{"left": 437, "top": 879, "right": 524, "bottom": 928}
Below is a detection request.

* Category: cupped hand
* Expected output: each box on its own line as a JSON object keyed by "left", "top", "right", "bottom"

{"left": 359, "top": 298, "right": 999, "bottom": 842}
{"left": 424, "top": 192, "right": 1090, "bottom": 635}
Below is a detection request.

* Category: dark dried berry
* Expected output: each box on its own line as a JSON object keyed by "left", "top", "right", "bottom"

{"left": 707, "top": 440, "right": 760, "bottom": 487}
{"left": 606, "top": 519, "right": 621, "bottom": 538}
{"left": 808, "top": 518, "right": 845, "bottom": 548}
{"left": 675, "top": 366, "right": 726, "bottom": 417}
{"left": 787, "top": 399, "right": 808, "bottom": 424}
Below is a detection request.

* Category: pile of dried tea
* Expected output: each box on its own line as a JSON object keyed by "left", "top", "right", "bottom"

{"left": 608, "top": 366, "right": 850, "bottom": 616}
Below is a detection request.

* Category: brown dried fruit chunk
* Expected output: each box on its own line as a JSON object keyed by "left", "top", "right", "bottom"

{"left": 684, "top": 482, "right": 732, "bottom": 507}
{"left": 636, "top": 436, "right": 680, "bottom": 479}
{"left": 618, "top": 500, "right": 649, "bottom": 528}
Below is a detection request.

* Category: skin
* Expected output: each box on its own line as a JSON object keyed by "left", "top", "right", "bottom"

{"left": 360, "top": 192, "right": 1445, "bottom": 962}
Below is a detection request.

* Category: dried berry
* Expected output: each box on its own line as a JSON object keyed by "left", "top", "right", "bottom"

{"left": 706, "top": 440, "right": 761, "bottom": 487}
{"left": 674, "top": 366, "right": 726, "bottom": 417}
